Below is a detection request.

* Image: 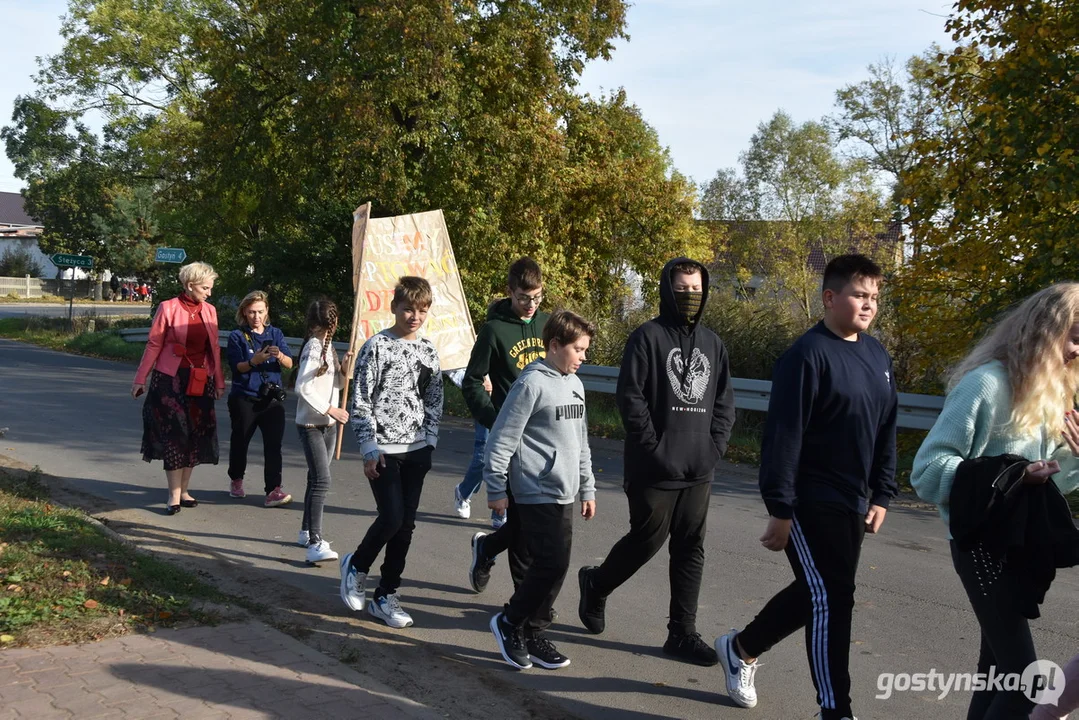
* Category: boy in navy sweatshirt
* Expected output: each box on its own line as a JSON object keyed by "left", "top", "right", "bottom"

{"left": 716, "top": 254, "right": 898, "bottom": 720}
{"left": 577, "top": 258, "right": 736, "bottom": 666}
{"left": 487, "top": 310, "right": 597, "bottom": 670}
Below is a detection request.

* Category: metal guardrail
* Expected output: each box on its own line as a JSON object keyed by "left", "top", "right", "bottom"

{"left": 118, "top": 328, "right": 945, "bottom": 430}
{"left": 117, "top": 327, "right": 350, "bottom": 353}
{"left": 574, "top": 365, "right": 944, "bottom": 430}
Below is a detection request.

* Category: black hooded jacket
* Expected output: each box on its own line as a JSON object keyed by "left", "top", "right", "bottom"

{"left": 616, "top": 258, "right": 736, "bottom": 488}
{"left": 950, "top": 453, "right": 1079, "bottom": 619}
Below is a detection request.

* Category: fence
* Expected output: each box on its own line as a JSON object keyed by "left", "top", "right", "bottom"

{"left": 118, "top": 328, "right": 946, "bottom": 430}
{"left": 0, "top": 275, "right": 100, "bottom": 299}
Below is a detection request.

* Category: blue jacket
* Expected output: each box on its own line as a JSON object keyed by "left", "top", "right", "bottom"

{"left": 227, "top": 325, "right": 291, "bottom": 398}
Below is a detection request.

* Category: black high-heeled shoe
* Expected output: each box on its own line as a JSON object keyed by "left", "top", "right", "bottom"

{"left": 179, "top": 498, "right": 198, "bottom": 508}
{"left": 166, "top": 504, "right": 182, "bottom": 515}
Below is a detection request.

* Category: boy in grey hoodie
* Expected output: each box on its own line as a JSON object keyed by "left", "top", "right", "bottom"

{"left": 486, "top": 310, "right": 597, "bottom": 670}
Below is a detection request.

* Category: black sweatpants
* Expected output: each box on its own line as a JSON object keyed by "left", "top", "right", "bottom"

{"left": 591, "top": 481, "right": 709, "bottom": 636}
{"left": 479, "top": 485, "right": 528, "bottom": 589}
{"left": 227, "top": 394, "right": 285, "bottom": 493}
{"left": 950, "top": 541, "right": 1037, "bottom": 720}
{"left": 504, "top": 502, "right": 573, "bottom": 637}
{"left": 350, "top": 447, "right": 433, "bottom": 595}
{"left": 737, "top": 502, "right": 864, "bottom": 720}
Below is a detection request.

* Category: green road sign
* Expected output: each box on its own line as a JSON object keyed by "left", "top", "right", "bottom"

{"left": 155, "top": 247, "right": 187, "bottom": 263}
{"left": 51, "top": 253, "right": 94, "bottom": 269}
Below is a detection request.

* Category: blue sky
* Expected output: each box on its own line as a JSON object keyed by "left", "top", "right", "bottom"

{"left": 0, "top": 0, "right": 952, "bottom": 194}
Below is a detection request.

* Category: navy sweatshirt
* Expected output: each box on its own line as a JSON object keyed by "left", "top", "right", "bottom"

{"left": 759, "top": 321, "right": 898, "bottom": 519}
{"left": 616, "top": 257, "right": 736, "bottom": 489}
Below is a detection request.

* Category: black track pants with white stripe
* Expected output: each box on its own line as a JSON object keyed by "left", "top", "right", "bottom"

{"left": 737, "top": 502, "right": 865, "bottom": 720}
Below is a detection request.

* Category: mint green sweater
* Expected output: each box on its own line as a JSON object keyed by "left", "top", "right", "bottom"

{"left": 911, "top": 360, "right": 1079, "bottom": 532}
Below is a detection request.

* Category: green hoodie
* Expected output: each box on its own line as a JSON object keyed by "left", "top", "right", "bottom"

{"left": 462, "top": 298, "right": 550, "bottom": 429}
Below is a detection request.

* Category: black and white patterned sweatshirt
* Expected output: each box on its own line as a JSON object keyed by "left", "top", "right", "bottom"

{"left": 350, "top": 330, "right": 444, "bottom": 458}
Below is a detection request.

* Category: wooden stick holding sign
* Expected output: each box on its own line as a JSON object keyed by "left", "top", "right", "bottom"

{"left": 334, "top": 203, "right": 478, "bottom": 459}
{"left": 335, "top": 202, "right": 371, "bottom": 460}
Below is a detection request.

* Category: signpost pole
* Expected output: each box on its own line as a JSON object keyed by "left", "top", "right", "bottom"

{"left": 67, "top": 269, "right": 74, "bottom": 329}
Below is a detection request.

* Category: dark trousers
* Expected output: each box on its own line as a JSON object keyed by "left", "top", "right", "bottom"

{"left": 227, "top": 395, "right": 285, "bottom": 493}
{"left": 950, "top": 541, "right": 1037, "bottom": 720}
{"left": 479, "top": 485, "right": 528, "bottom": 589}
{"left": 297, "top": 425, "right": 335, "bottom": 542}
{"left": 737, "top": 503, "right": 864, "bottom": 720}
{"left": 350, "top": 447, "right": 433, "bottom": 594}
{"left": 591, "top": 481, "right": 710, "bottom": 635}
{"left": 504, "top": 502, "right": 574, "bottom": 636}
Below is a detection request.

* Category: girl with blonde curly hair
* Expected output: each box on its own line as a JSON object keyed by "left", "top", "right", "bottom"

{"left": 912, "top": 282, "right": 1079, "bottom": 719}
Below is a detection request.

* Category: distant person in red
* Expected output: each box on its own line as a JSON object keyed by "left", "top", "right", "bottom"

{"left": 140, "top": 283, "right": 149, "bottom": 301}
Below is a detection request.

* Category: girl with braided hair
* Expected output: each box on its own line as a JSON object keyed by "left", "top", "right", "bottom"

{"left": 295, "top": 297, "right": 352, "bottom": 563}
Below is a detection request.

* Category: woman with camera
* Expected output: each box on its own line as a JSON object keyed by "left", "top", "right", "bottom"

{"left": 132, "top": 262, "right": 226, "bottom": 515}
{"left": 226, "top": 290, "right": 294, "bottom": 507}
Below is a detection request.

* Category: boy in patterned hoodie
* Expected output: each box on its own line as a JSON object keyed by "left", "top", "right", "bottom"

{"left": 340, "top": 276, "right": 443, "bottom": 628}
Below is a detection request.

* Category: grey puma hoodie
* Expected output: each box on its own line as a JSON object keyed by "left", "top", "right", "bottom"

{"left": 484, "top": 358, "right": 596, "bottom": 505}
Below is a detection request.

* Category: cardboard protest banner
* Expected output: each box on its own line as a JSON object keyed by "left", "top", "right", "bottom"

{"left": 336, "top": 203, "right": 476, "bottom": 457}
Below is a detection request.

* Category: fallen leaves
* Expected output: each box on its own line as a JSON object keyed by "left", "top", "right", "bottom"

{"left": 83, "top": 599, "right": 99, "bottom": 609}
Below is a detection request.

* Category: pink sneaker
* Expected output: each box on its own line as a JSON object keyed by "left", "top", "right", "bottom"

{"left": 264, "top": 486, "right": 292, "bottom": 507}
{"left": 229, "top": 479, "right": 245, "bottom": 498}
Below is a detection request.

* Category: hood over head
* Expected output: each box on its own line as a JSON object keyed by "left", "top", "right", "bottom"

{"left": 659, "top": 257, "right": 710, "bottom": 332}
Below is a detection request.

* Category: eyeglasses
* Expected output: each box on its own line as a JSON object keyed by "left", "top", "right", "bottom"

{"left": 514, "top": 293, "right": 544, "bottom": 306}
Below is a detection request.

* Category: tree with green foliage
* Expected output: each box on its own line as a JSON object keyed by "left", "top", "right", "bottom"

{"left": 895, "top": 0, "right": 1079, "bottom": 388}
{"left": 0, "top": 247, "right": 45, "bottom": 278}
{"left": 831, "top": 51, "right": 950, "bottom": 256}
{"left": 702, "top": 111, "right": 888, "bottom": 322}
{"left": 7, "top": 0, "right": 706, "bottom": 332}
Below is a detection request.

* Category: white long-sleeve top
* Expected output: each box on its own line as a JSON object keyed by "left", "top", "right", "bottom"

{"left": 295, "top": 337, "right": 346, "bottom": 427}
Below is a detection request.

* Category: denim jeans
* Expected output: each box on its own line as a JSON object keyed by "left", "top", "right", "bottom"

{"left": 351, "top": 446, "right": 433, "bottom": 594}
{"left": 298, "top": 425, "right": 336, "bottom": 542}
{"left": 455, "top": 421, "right": 488, "bottom": 498}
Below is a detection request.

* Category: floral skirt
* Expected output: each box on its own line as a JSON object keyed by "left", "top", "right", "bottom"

{"left": 141, "top": 369, "right": 219, "bottom": 471}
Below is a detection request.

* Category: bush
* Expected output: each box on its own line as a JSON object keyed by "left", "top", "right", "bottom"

{"left": 699, "top": 288, "right": 806, "bottom": 380}
{"left": 0, "top": 247, "right": 44, "bottom": 278}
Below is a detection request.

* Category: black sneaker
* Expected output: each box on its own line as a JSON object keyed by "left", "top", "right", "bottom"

{"left": 490, "top": 612, "right": 532, "bottom": 670}
{"left": 577, "top": 566, "right": 606, "bottom": 634}
{"left": 527, "top": 635, "right": 571, "bottom": 669}
{"left": 470, "top": 532, "right": 496, "bottom": 593}
{"left": 663, "top": 631, "right": 719, "bottom": 667}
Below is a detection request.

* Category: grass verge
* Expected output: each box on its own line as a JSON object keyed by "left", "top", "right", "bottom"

{"left": 0, "top": 465, "right": 229, "bottom": 648}
{"left": 1, "top": 292, "right": 151, "bottom": 305}
{"left": 0, "top": 316, "right": 149, "bottom": 364}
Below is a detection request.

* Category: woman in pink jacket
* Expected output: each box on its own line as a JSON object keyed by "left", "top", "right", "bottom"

{"left": 131, "top": 262, "right": 226, "bottom": 515}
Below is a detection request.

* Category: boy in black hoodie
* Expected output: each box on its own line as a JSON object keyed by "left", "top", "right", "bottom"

{"left": 463, "top": 258, "right": 550, "bottom": 594}
{"left": 577, "top": 258, "right": 736, "bottom": 666}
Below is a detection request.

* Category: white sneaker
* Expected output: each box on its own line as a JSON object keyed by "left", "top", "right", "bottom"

{"left": 297, "top": 530, "right": 310, "bottom": 547}
{"left": 306, "top": 540, "right": 339, "bottom": 563}
{"left": 368, "top": 592, "right": 414, "bottom": 628}
{"left": 453, "top": 485, "right": 471, "bottom": 519}
{"left": 717, "top": 629, "right": 758, "bottom": 708}
{"left": 339, "top": 552, "right": 366, "bottom": 612}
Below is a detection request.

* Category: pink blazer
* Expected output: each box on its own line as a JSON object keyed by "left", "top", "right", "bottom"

{"left": 134, "top": 297, "right": 225, "bottom": 391}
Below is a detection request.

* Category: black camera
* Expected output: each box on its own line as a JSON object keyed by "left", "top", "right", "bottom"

{"left": 258, "top": 381, "right": 287, "bottom": 403}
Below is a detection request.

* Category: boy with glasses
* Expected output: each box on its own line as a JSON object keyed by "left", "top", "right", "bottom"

{"left": 462, "top": 258, "right": 550, "bottom": 596}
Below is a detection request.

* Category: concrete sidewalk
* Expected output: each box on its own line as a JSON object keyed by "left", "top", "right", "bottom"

{"left": 0, "top": 622, "right": 439, "bottom": 719}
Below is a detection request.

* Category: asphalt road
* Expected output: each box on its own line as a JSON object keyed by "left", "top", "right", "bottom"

{"left": 0, "top": 302, "right": 152, "bottom": 319}
{"left": 1, "top": 338, "right": 1076, "bottom": 719}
